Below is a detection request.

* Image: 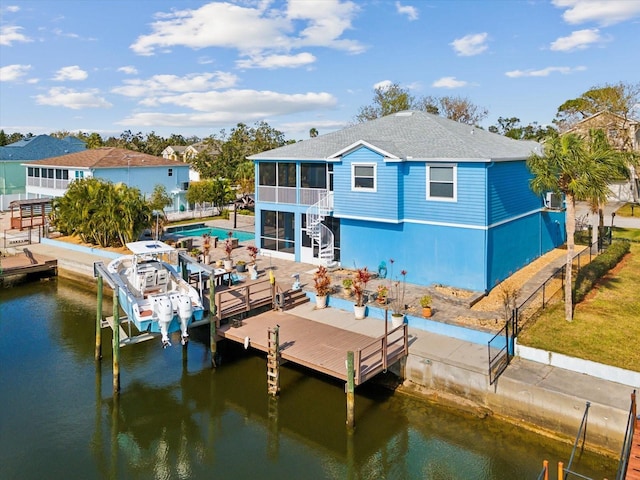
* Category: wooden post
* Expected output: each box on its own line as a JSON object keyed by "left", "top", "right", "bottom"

{"left": 346, "top": 350, "right": 355, "bottom": 429}
{"left": 112, "top": 288, "right": 120, "bottom": 395}
{"left": 210, "top": 313, "right": 217, "bottom": 368}
{"left": 543, "top": 460, "right": 548, "bottom": 480}
{"left": 557, "top": 461, "right": 563, "bottom": 480}
{"left": 95, "top": 275, "right": 103, "bottom": 361}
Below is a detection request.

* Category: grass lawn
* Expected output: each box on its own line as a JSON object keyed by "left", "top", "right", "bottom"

{"left": 614, "top": 226, "right": 640, "bottom": 242}
{"left": 518, "top": 242, "right": 640, "bottom": 372}
{"left": 615, "top": 202, "right": 640, "bottom": 218}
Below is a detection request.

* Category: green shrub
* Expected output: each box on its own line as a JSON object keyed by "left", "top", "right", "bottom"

{"left": 573, "top": 240, "right": 630, "bottom": 303}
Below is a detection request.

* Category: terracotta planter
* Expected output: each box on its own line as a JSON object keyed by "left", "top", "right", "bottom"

{"left": 315, "top": 295, "right": 327, "bottom": 309}
{"left": 343, "top": 287, "right": 353, "bottom": 297}
{"left": 422, "top": 306, "right": 432, "bottom": 318}
{"left": 354, "top": 304, "right": 366, "bottom": 319}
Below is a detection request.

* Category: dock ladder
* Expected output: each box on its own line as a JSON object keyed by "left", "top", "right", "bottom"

{"left": 267, "top": 326, "right": 280, "bottom": 396}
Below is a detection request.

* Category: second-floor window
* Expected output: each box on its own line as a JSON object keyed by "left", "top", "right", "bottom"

{"left": 352, "top": 163, "right": 376, "bottom": 191}
{"left": 168, "top": 168, "right": 173, "bottom": 177}
{"left": 258, "top": 162, "right": 295, "bottom": 187}
{"left": 427, "top": 165, "right": 456, "bottom": 201}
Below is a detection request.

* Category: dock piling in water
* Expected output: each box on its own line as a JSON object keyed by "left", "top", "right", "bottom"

{"left": 346, "top": 350, "right": 355, "bottom": 429}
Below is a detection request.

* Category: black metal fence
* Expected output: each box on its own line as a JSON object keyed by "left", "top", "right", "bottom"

{"left": 488, "top": 310, "right": 515, "bottom": 385}
{"left": 1, "top": 227, "right": 41, "bottom": 249}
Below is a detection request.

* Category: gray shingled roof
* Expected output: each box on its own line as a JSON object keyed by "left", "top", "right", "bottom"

{"left": 0, "top": 134, "right": 86, "bottom": 161}
{"left": 249, "top": 110, "right": 541, "bottom": 161}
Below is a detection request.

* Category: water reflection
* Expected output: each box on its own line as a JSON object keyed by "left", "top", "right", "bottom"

{"left": 0, "top": 279, "right": 617, "bottom": 479}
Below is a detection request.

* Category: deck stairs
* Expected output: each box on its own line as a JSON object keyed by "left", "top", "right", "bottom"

{"left": 306, "top": 191, "right": 336, "bottom": 267}
{"left": 267, "top": 326, "right": 280, "bottom": 396}
{"left": 278, "top": 288, "right": 310, "bottom": 311}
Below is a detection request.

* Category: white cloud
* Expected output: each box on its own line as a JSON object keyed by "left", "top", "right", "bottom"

{"left": 130, "top": 1, "right": 364, "bottom": 58}
{"left": 373, "top": 80, "right": 394, "bottom": 90}
{"left": 136, "top": 89, "right": 337, "bottom": 113}
{"left": 0, "top": 25, "right": 32, "bottom": 46}
{"left": 5, "top": 5, "right": 20, "bottom": 13}
{"left": 505, "top": 65, "right": 587, "bottom": 78}
{"left": 550, "top": 28, "right": 604, "bottom": 51}
{"left": 118, "top": 89, "right": 337, "bottom": 128}
{"left": 0, "top": 64, "right": 32, "bottom": 82}
{"left": 34, "top": 87, "right": 112, "bottom": 109}
{"left": 395, "top": 1, "right": 418, "bottom": 21}
{"left": 553, "top": 0, "right": 640, "bottom": 26}
{"left": 236, "top": 52, "right": 316, "bottom": 69}
{"left": 53, "top": 65, "right": 88, "bottom": 81}
{"left": 431, "top": 76, "right": 468, "bottom": 89}
{"left": 117, "top": 66, "right": 139, "bottom": 75}
{"left": 112, "top": 72, "right": 238, "bottom": 97}
{"left": 450, "top": 32, "right": 488, "bottom": 56}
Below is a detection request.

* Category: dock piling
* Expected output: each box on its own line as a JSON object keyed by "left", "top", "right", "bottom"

{"left": 112, "top": 287, "right": 120, "bottom": 395}
{"left": 95, "top": 275, "right": 103, "bottom": 361}
{"left": 346, "top": 350, "right": 355, "bottom": 429}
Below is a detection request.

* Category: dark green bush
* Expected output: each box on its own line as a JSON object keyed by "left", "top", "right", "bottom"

{"left": 573, "top": 240, "right": 630, "bottom": 303}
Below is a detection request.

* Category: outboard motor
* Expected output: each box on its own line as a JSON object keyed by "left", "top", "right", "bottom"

{"left": 172, "top": 294, "right": 193, "bottom": 345}
{"left": 153, "top": 295, "right": 173, "bottom": 347}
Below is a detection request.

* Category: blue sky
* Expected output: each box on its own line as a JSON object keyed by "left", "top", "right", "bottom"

{"left": 1, "top": 0, "right": 639, "bottom": 142}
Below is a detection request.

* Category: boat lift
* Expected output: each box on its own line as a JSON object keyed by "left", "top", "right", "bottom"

{"left": 93, "top": 252, "right": 220, "bottom": 395}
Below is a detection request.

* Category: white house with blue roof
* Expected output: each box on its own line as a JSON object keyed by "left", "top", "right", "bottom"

{"left": 0, "top": 135, "right": 86, "bottom": 209}
{"left": 248, "top": 110, "right": 566, "bottom": 292}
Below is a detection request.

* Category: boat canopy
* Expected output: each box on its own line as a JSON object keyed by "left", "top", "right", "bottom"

{"left": 126, "top": 241, "right": 176, "bottom": 256}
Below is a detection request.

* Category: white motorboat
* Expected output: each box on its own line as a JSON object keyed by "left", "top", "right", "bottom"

{"left": 107, "top": 240, "right": 205, "bottom": 347}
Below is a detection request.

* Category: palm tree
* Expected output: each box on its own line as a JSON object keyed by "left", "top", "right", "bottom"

{"left": 527, "top": 131, "right": 623, "bottom": 321}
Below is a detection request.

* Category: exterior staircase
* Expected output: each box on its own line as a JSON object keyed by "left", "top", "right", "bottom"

{"left": 306, "top": 191, "right": 336, "bottom": 267}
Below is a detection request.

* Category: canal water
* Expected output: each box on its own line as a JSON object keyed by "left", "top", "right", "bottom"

{"left": 0, "top": 278, "right": 616, "bottom": 479}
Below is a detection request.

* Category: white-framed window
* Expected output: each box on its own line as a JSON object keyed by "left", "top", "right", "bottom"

{"left": 351, "top": 163, "right": 376, "bottom": 191}
{"left": 75, "top": 170, "right": 84, "bottom": 179}
{"left": 427, "top": 164, "right": 456, "bottom": 201}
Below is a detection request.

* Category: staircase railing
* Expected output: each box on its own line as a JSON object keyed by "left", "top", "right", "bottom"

{"left": 306, "top": 191, "right": 335, "bottom": 266}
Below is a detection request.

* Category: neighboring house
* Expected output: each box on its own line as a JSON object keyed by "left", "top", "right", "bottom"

{"left": 22, "top": 147, "right": 191, "bottom": 212}
{"left": 161, "top": 145, "right": 188, "bottom": 162}
{"left": 248, "top": 110, "right": 566, "bottom": 292}
{"left": 566, "top": 111, "right": 640, "bottom": 201}
{"left": 162, "top": 141, "right": 219, "bottom": 183}
{"left": 0, "top": 135, "right": 86, "bottom": 209}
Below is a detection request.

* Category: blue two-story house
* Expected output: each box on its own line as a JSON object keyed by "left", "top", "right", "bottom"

{"left": 249, "top": 110, "right": 566, "bottom": 292}
{"left": 22, "top": 147, "right": 191, "bottom": 212}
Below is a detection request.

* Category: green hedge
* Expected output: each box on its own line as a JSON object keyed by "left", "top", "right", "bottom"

{"left": 573, "top": 240, "right": 630, "bottom": 303}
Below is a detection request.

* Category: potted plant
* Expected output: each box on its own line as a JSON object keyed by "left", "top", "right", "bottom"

{"left": 390, "top": 268, "right": 408, "bottom": 327}
{"left": 202, "top": 233, "right": 211, "bottom": 265}
{"left": 313, "top": 266, "right": 331, "bottom": 309}
{"left": 246, "top": 245, "right": 259, "bottom": 279}
{"left": 420, "top": 295, "right": 433, "bottom": 317}
{"left": 223, "top": 231, "right": 234, "bottom": 270}
{"left": 352, "top": 267, "right": 371, "bottom": 319}
{"left": 376, "top": 284, "right": 388, "bottom": 305}
{"left": 342, "top": 277, "right": 353, "bottom": 296}
{"left": 236, "top": 260, "right": 247, "bottom": 272}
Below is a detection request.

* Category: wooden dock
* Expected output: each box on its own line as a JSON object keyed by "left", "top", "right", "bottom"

{"left": 627, "top": 413, "right": 640, "bottom": 480}
{"left": 217, "top": 309, "right": 408, "bottom": 386}
{"left": 0, "top": 248, "right": 57, "bottom": 284}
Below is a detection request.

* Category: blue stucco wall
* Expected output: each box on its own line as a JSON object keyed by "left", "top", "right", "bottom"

{"left": 340, "top": 219, "right": 486, "bottom": 291}
{"left": 96, "top": 166, "right": 190, "bottom": 196}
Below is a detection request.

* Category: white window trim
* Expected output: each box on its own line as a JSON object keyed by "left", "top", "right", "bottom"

{"left": 426, "top": 164, "right": 457, "bottom": 202}
{"left": 351, "top": 162, "right": 377, "bottom": 192}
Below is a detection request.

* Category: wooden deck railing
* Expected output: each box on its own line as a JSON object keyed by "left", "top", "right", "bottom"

{"left": 214, "top": 279, "right": 273, "bottom": 323}
{"left": 355, "top": 324, "right": 408, "bottom": 385}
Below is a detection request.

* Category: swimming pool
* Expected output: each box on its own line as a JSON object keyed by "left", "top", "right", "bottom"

{"left": 173, "top": 226, "right": 254, "bottom": 243}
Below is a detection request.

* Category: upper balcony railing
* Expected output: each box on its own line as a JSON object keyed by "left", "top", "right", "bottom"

{"left": 27, "top": 177, "right": 71, "bottom": 190}
{"left": 257, "top": 186, "right": 333, "bottom": 207}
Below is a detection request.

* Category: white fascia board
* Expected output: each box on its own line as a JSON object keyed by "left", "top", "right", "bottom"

{"left": 328, "top": 140, "right": 400, "bottom": 160}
